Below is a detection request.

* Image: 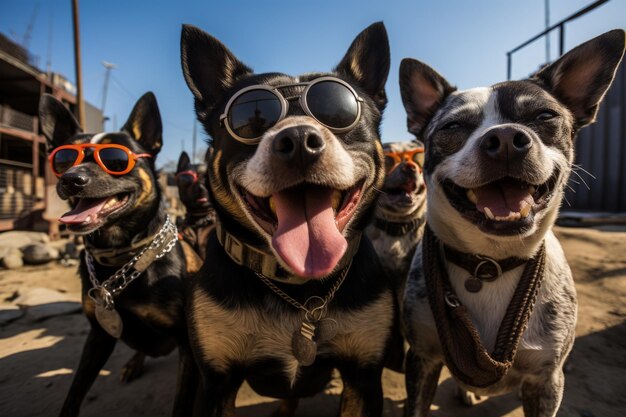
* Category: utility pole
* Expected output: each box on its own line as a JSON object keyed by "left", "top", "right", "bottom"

{"left": 101, "top": 61, "right": 116, "bottom": 129}
{"left": 71, "top": 0, "right": 86, "bottom": 128}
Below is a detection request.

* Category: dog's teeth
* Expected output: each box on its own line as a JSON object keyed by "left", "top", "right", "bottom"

{"left": 85, "top": 215, "right": 92, "bottom": 223}
{"left": 519, "top": 202, "right": 531, "bottom": 218}
{"left": 103, "top": 196, "right": 118, "bottom": 210}
{"left": 484, "top": 207, "right": 495, "bottom": 220}
{"left": 331, "top": 190, "right": 342, "bottom": 211}
{"left": 269, "top": 197, "right": 276, "bottom": 216}
{"left": 494, "top": 212, "right": 524, "bottom": 222}
{"left": 466, "top": 189, "right": 478, "bottom": 204}
{"left": 528, "top": 185, "right": 536, "bottom": 194}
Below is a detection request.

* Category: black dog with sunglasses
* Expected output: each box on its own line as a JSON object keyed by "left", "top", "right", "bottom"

{"left": 39, "top": 93, "right": 197, "bottom": 417}
{"left": 181, "top": 22, "right": 395, "bottom": 416}
{"left": 175, "top": 151, "right": 215, "bottom": 259}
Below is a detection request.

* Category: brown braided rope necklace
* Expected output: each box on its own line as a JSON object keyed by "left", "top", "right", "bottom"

{"left": 423, "top": 225, "right": 546, "bottom": 388}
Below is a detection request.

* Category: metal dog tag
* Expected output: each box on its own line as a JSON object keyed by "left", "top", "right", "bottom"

{"left": 292, "top": 321, "right": 317, "bottom": 366}
{"left": 315, "top": 318, "right": 338, "bottom": 342}
{"left": 95, "top": 304, "right": 123, "bottom": 338}
{"left": 464, "top": 277, "right": 483, "bottom": 293}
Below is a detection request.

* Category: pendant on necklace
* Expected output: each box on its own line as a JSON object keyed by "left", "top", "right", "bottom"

{"left": 93, "top": 288, "right": 123, "bottom": 338}
{"left": 292, "top": 320, "right": 317, "bottom": 366}
{"left": 291, "top": 316, "right": 340, "bottom": 366}
{"left": 464, "top": 276, "right": 483, "bottom": 293}
{"left": 95, "top": 303, "right": 123, "bottom": 338}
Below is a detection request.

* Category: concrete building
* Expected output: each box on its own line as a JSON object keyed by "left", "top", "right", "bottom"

{"left": 0, "top": 33, "right": 102, "bottom": 236}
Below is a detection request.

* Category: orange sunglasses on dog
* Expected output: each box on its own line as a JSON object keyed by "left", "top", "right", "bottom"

{"left": 384, "top": 147, "right": 425, "bottom": 174}
{"left": 49, "top": 143, "right": 152, "bottom": 177}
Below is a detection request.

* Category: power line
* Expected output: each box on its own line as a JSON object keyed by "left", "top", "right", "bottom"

{"left": 109, "top": 75, "right": 193, "bottom": 132}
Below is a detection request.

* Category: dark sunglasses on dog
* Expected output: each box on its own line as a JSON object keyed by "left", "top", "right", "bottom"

{"left": 384, "top": 147, "right": 425, "bottom": 174}
{"left": 49, "top": 143, "right": 152, "bottom": 177}
{"left": 220, "top": 76, "right": 364, "bottom": 144}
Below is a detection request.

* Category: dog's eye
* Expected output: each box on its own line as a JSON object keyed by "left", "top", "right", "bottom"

{"left": 536, "top": 110, "right": 557, "bottom": 121}
{"left": 440, "top": 121, "right": 462, "bottom": 131}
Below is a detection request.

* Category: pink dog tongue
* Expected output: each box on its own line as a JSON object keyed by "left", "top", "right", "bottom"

{"left": 272, "top": 186, "right": 347, "bottom": 279}
{"left": 59, "top": 198, "right": 108, "bottom": 225}
{"left": 474, "top": 178, "right": 534, "bottom": 217}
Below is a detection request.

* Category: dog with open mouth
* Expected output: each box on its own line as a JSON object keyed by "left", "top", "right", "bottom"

{"left": 181, "top": 22, "right": 394, "bottom": 416}
{"left": 365, "top": 140, "right": 426, "bottom": 373}
{"left": 40, "top": 93, "right": 198, "bottom": 417}
{"left": 366, "top": 140, "right": 426, "bottom": 288}
{"left": 175, "top": 150, "right": 215, "bottom": 259}
{"left": 400, "top": 30, "right": 625, "bottom": 417}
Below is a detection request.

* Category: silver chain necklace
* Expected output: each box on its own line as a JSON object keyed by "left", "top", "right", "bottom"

{"left": 255, "top": 260, "right": 352, "bottom": 366}
{"left": 85, "top": 215, "right": 178, "bottom": 338}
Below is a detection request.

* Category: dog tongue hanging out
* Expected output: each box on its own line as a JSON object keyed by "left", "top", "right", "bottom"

{"left": 182, "top": 23, "right": 387, "bottom": 282}
{"left": 181, "top": 22, "right": 395, "bottom": 417}
{"left": 270, "top": 185, "right": 350, "bottom": 277}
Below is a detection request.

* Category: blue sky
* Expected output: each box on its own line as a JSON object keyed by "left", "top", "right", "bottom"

{"left": 2, "top": 0, "right": 625, "bottom": 169}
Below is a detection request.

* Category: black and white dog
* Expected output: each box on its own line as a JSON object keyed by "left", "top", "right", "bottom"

{"left": 181, "top": 22, "right": 395, "bottom": 416}
{"left": 400, "top": 30, "right": 625, "bottom": 417}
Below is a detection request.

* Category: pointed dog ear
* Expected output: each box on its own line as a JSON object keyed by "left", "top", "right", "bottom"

{"left": 399, "top": 58, "right": 456, "bottom": 136}
{"left": 177, "top": 151, "right": 191, "bottom": 173}
{"left": 122, "top": 92, "right": 163, "bottom": 156}
{"left": 39, "top": 94, "right": 83, "bottom": 149}
{"left": 180, "top": 24, "right": 253, "bottom": 116}
{"left": 335, "top": 22, "right": 391, "bottom": 111}
{"left": 533, "top": 29, "right": 625, "bottom": 129}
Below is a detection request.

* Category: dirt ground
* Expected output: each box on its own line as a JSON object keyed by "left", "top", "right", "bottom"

{"left": 1, "top": 225, "right": 625, "bottom": 417}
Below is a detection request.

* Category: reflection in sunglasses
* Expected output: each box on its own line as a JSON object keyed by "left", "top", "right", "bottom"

{"left": 220, "top": 76, "right": 363, "bottom": 144}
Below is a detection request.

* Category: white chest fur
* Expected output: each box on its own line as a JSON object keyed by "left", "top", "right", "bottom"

{"left": 405, "top": 231, "right": 577, "bottom": 374}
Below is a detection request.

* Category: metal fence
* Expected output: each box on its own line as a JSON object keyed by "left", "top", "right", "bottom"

{"left": 0, "top": 162, "right": 37, "bottom": 219}
{"left": 564, "top": 62, "right": 626, "bottom": 212}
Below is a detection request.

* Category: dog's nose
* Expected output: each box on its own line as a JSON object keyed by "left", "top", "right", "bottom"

{"left": 401, "top": 162, "right": 418, "bottom": 174}
{"left": 59, "top": 172, "right": 90, "bottom": 194}
{"left": 272, "top": 126, "right": 326, "bottom": 165}
{"left": 479, "top": 126, "right": 532, "bottom": 160}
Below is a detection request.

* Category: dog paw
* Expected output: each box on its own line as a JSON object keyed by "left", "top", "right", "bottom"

{"left": 457, "top": 386, "right": 484, "bottom": 406}
{"left": 120, "top": 352, "right": 145, "bottom": 383}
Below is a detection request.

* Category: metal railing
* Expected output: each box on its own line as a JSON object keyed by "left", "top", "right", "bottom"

{"left": 0, "top": 104, "right": 37, "bottom": 133}
{"left": 506, "top": 0, "right": 611, "bottom": 80}
{"left": 0, "top": 163, "right": 36, "bottom": 219}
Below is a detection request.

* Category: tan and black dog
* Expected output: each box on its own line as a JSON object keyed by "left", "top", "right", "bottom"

{"left": 365, "top": 140, "right": 426, "bottom": 373}
{"left": 400, "top": 30, "right": 625, "bottom": 417}
{"left": 366, "top": 140, "right": 426, "bottom": 288}
{"left": 181, "top": 22, "right": 395, "bottom": 416}
{"left": 175, "top": 150, "right": 215, "bottom": 259}
{"left": 39, "top": 93, "right": 197, "bottom": 417}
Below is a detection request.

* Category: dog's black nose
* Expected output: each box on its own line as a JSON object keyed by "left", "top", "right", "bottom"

{"left": 401, "top": 162, "right": 417, "bottom": 174}
{"left": 59, "top": 172, "right": 90, "bottom": 194}
{"left": 479, "top": 126, "right": 532, "bottom": 160}
{"left": 272, "top": 126, "right": 326, "bottom": 165}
